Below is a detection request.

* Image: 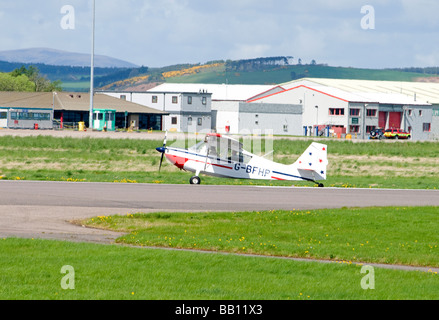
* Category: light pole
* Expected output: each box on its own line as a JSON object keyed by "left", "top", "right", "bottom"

{"left": 315, "top": 105, "right": 318, "bottom": 136}
{"left": 89, "top": 0, "right": 95, "bottom": 129}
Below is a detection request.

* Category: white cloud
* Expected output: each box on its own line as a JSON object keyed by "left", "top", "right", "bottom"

{"left": 228, "top": 44, "right": 272, "bottom": 60}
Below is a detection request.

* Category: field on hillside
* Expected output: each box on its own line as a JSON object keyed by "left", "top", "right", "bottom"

{"left": 157, "top": 64, "right": 438, "bottom": 85}
{"left": 0, "top": 135, "right": 438, "bottom": 189}
{"left": 60, "top": 63, "right": 439, "bottom": 91}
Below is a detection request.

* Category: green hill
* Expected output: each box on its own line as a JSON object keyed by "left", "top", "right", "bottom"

{"left": 98, "top": 59, "right": 439, "bottom": 91}
{"left": 2, "top": 56, "right": 437, "bottom": 92}
{"left": 165, "top": 64, "right": 438, "bottom": 85}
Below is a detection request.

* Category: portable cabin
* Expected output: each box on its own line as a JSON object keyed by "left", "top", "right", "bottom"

{"left": 0, "top": 107, "right": 53, "bottom": 129}
{"left": 92, "top": 109, "right": 116, "bottom": 131}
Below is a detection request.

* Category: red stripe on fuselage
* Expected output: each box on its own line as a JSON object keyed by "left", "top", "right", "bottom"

{"left": 166, "top": 154, "right": 188, "bottom": 169}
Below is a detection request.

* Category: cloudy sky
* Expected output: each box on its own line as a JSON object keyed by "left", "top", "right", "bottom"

{"left": 1, "top": 0, "right": 438, "bottom": 68}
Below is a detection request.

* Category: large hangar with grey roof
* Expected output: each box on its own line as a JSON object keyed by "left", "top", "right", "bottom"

{"left": 248, "top": 78, "right": 439, "bottom": 140}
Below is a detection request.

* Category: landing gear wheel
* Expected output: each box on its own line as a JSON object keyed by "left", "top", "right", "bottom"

{"left": 190, "top": 176, "right": 201, "bottom": 185}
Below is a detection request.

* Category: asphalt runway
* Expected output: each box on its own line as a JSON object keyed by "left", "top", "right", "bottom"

{"left": 1, "top": 180, "right": 439, "bottom": 243}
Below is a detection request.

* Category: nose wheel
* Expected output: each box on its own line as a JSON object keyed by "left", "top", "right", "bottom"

{"left": 190, "top": 176, "right": 201, "bottom": 185}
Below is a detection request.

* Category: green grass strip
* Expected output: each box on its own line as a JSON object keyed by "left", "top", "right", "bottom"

{"left": 0, "top": 238, "right": 438, "bottom": 300}
{"left": 84, "top": 206, "right": 439, "bottom": 268}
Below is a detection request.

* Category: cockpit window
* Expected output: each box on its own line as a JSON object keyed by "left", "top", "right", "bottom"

{"left": 189, "top": 140, "right": 206, "bottom": 153}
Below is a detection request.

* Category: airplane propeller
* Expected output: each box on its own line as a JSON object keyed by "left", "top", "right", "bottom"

{"left": 156, "top": 131, "right": 167, "bottom": 172}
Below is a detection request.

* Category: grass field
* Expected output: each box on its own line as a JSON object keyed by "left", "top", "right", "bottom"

{"left": 1, "top": 134, "right": 438, "bottom": 300}
{"left": 83, "top": 206, "right": 439, "bottom": 268}
{"left": 1, "top": 206, "right": 438, "bottom": 300}
{"left": 0, "top": 235, "right": 438, "bottom": 300}
{"left": 0, "top": 135, "right": 438, "bottom": 189}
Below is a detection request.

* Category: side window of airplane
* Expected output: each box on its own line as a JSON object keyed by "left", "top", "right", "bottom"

{"left": 209, "top": 145, "right": 217, "bottom": 156}
{"left": 242, "top": 154, "right": 252, "bottom": 163}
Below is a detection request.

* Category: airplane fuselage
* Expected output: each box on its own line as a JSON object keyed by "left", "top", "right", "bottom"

{"left": 161, "top": 146, "right": 323, "bottom": 182}
{"left": 156, "top": 133, "right": 327, "bottom": 186}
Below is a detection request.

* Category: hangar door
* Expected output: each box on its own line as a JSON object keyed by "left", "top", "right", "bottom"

{"left": 379, "top": 111, "right": 402, "bottom": 129}
{"left": 379, "top": 112, "right": 387, "bottom": 128}
{"left": 388, "top": 112, "right": 401, "bottom": 129}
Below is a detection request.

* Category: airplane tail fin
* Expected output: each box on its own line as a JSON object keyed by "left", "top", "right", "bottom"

{"left": 292, "top": 142, "right": 328, "bottom": 181}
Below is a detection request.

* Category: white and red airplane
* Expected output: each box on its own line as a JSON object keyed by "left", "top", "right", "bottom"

{"left": 156, "top": 132, "right": 328, "bottom": 187}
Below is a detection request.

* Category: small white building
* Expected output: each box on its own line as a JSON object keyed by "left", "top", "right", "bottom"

{"left": 147, "top": 83, "right": 279, "bottom": 135}
{"left": 145, "top": 83, "right": 303, "bottom": 135}
{"left": 101, "top": 87, "right": 212, "bottom": 133}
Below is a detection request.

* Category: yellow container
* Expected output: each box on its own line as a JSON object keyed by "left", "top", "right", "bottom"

{"left": 346, "top": 133, "right": 352, "bottom": 140}
{"left": 78, "top": 122, "right": 85, "bottom": 131}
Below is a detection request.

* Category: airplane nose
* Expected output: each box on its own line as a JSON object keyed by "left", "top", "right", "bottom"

{"left": 156, "top": 147, "right": 165, "bottom": 153}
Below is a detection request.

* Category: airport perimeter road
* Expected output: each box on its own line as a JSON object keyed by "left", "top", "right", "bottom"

{"left": 1, "top": 180, "right": 439, "bottom": 242}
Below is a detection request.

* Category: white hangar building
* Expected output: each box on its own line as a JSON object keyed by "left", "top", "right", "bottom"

{"left": 247, "top": 78, "right": 439, "bottom": 141}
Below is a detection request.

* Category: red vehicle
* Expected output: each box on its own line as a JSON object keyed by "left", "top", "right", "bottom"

{"left": 383, "top": 128, "right": 411, "bottom": 139}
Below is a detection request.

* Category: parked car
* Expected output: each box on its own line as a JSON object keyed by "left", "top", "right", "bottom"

{"left": 383, "top": 128, "right": 411, "bottom": 139}
{"left": 369, "top": 128, "right": 384, "bottom": 140}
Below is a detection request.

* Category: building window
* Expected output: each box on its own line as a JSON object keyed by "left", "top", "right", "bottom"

{"left": 419, "top": 110, "right": 423, "bottom": 116}
{"left": 188, "top": 96, "right": 192, "bottom": 104}
{"left": 350, "top": 108, "right": 360, "bottom": 116}
{"left": 172, "top": 96, "right": 178, "bottom": 104}
{"left": 171, "top": 117, "right": 177, "bottom": 125}
{"left": 11, "top": 111, "right": 51, "bottom": 121}
{"left": 329, "top": 108, "right": 345, "bottom": 116}
{"left": 0, "top": 112, "right": 7, "bottom": 119}
{"left": 197, "top": 118, "right": 202, "bottom": 126}
{"left": 188, "top": 117, "right": 192, "bottom": 125}
{"left": 120, "top": 95, "right": 126, "bottom": 100}
{"left": 152, "top": 96, "right": 158, "bottom": 103}
{"left": 202, "top": 96, "right": 207, "bottom": 105}
{"left": 408, "top": 109, "right": 412, "bottom": 116}
{"left": 283, "top": 124, "right": 288, "bottom": 132}
{"left": 349, "top": 125, "right": 360, "bottom": 133}
{"left": 408, "top": 126, "right": 412, "bottom": 133}
{"left": 366, "top": 126, "right": 375, "bottom": 133}
{"left": 423, "top": 123, "right": 431, "bottom": 132}
{"left": 366, "top": 109, "right": 377, "bottom": 117}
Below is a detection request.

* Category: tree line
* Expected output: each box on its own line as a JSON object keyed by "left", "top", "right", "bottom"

{"left": 385, "top": 67, "right": 439, "bottom": 75}
{"left": 0, "top": 66, "right": 62, "bottom": 92}
{"left": 226, "top": 56, "right": 295, "bottom": 72}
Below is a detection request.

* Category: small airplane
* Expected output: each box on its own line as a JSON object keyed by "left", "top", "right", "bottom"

{"left": 156, "top": 132, "right": 328, "bottom": 187}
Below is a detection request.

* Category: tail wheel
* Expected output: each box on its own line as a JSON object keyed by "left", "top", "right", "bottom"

{"left": 190, "top": 176, "right": 201, "bottom": 185}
